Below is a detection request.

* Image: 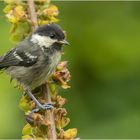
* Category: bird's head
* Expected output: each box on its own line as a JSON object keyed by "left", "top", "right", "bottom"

{"left": 31, "top": 23, "right": 69, "bottom": 48}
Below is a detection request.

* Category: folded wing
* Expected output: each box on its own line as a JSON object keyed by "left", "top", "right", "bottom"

{"left": 0, "top": 48, "right": 38, "bottom": 70}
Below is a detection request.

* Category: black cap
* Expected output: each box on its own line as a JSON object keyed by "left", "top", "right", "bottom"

{"left": 34, "top": 23, "right": 65, "bottom": 41}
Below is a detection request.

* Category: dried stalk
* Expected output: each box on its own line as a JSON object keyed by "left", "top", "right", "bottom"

{"left": 42, "top": 84, "right": 57, "bottom": 140}
{"left": 27, "top": 0, "right": 38, "bottom": 30}
{"left": 27, "top": 0, "right": 57, "bottom": 139}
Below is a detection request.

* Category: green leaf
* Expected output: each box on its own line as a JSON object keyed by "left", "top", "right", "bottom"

{"left": 61, "top": 117, "right": 70, "bottom": 129}
{"left": 63, "top": 128, "right": 77, "bottom": 139}
{"left": 22, "top": 135, "right": 33, "bottom": 139}
{"left": 10, "top": 22, "right": 31, "bottom": 43}
{"left": 22, "top": 124, "right": 33, "bottom": 136}
{"left": 49, "top": 83, "right": 57, "bottom": 94}
{"left": 10, "top": 23, "right": 16, "bottom": 33}
{"left": 4, "top": 0, "right": 22, "bottom": 4}
{"left": 19, "top": 95, "right": 30, "bottom": 112}
{"left": 56, "top": 117, "right": 70, "bottom": 130}
{"left": 3, "top": 4, "right": 14, "bottom": 13}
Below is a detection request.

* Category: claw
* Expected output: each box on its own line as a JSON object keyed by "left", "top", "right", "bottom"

{"left": 40, "top": 103, "right": 54, "bottom": 110}
{"left": 30, "top": 103, "right": 54, "bottom": 114}
{"left": 26, "top": 103, "right": 54, "bottom": 124}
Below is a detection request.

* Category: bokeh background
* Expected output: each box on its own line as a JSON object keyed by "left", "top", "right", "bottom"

{"left": 1, "top": 1, "right": 140, "bottom": 139}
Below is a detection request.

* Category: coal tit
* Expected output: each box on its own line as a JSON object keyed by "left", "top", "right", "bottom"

{"left": 0, "top": 23, "right": 69, "bottom": 110}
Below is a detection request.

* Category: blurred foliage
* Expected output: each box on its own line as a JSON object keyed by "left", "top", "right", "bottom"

{"left": 1, "top": 1, "right": 140, "bottom": 139}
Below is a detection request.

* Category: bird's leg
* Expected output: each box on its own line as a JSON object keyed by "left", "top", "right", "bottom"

{"left": 25, "top": 88, "right": 54, "bottom": 110}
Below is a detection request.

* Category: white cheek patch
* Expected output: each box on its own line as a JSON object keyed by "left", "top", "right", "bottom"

{"left": 30, "top": 34, "right": 57, "bottom": 48}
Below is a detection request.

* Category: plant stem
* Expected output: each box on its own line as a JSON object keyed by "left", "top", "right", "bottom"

{"left": 27, "top": 0, "right": 57, "bottom": 139}
{"left": 42, "top": 84, "right": 57, "bottom": 140}
{"left": 27, "top": 0, "right": 38, "bottom": 30}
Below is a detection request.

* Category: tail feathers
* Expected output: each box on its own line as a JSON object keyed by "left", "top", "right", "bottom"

{"left": 0, "top": 56, "right": 5, "bottom": 70}
{"left": 0, "top": 67, "right": 3, "bottom": 70}
{"left": 0, "top": 64, "right": 4, "bottom": 70}
{"left": 0, "top": 65, "right": 4, "bottom": 70}
{"left": 0, "top": 56, "right": 3, "bottom": 62}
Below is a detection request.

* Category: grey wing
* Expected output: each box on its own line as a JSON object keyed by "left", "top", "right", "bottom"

{"left": 0, "top": 39, "right": 40, "bottom": 69}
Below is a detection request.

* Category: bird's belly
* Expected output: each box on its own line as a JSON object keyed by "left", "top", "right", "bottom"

{"left": 6, "top": 51, "right": 61, "bottom": 89}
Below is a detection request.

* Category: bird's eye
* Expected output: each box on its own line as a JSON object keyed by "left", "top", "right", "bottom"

{"left": 50, "top": 34, "right": 55, "bottom": 39}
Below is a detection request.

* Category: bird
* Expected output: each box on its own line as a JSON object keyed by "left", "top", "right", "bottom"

{"left": 0, "top": 23, "right": 69, "bottom": 111}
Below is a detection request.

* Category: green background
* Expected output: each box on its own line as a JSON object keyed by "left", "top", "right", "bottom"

{"left": 1, "top": 1, "right": 140, "bottom": 139}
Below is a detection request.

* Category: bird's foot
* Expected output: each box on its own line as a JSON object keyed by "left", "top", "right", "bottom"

{"left": 40, "top": 103, "right": 54, "bottom": 110}
{"left": 33, "top": 103, "right": 54, "bottom": 113}
{"left": 26, "top": 103, "right": 54, "bottom": 124}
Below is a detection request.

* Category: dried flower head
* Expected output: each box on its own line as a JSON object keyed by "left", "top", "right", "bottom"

{"left": 5, "top": 5, "right": 27, "bottom": 23}
{"left": 43, "top": 5, "right": 59, "bottom": 17}
{"left": 53, "top": 61, "right": 71, "bottom": 89}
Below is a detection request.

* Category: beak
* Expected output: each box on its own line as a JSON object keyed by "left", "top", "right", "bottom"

{"left": 58, "top": 40, "right": 70, "bottom": 45}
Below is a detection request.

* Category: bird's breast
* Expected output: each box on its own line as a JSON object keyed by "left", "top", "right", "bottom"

{"left": 47, "top": 51, "right": 61, "bottom": 74}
